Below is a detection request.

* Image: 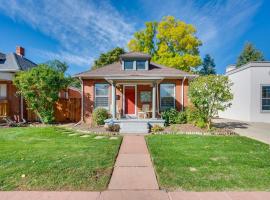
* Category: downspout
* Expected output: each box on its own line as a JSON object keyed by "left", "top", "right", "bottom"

{"left": 74, "top": 77, "right": 83, "bottom": 127}
{"left": 181, "top": 76, "right": 186, "bottom": 111}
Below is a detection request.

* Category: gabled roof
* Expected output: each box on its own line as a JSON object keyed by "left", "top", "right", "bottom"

{"left": 0, "top": 52, "right": 36, "bottom": 72}
{"left": 74, "top": 61, "right": 196, "bottom": 79}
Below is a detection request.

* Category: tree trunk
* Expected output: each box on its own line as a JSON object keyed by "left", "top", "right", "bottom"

{"left": 207, "top": 119, "right": 212, "bottom": 130}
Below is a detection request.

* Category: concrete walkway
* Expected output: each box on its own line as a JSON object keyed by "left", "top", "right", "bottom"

{"left": 1, "top": 135, "right": 270, "bottom": 199}
{"left": 108, "top": 135, "right": 159, "bottom": 190}
{"left": 213, "top": 118, "right": 270, "bottom": 145}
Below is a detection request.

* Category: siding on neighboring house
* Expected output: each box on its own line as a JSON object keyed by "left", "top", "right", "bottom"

{"left": 219, "top": 62, "right": 270, "bottom": 123}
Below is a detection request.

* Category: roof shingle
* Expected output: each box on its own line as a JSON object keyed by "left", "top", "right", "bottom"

{"left": 75, "top": 61, "right": 195, "bottom": 78}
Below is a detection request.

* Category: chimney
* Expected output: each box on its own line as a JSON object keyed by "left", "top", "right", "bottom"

{"left": 226, "top": 64, "right": 236, "bottom": 73}
{"left": 16, "top": 46, "right": 25, "bottom": 57}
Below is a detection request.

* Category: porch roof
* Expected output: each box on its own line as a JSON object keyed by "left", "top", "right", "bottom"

{"left": 74, "top": 62, "right": 197, "bottom": 79}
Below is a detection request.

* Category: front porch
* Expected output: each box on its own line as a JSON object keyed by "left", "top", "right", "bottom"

{"left": 109, "top": 79, "right": 161, "bottom": 120}
{"left": 106, "top": 78, "right": 165, "bottom": 133}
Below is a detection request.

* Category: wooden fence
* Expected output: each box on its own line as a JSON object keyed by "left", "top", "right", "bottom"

{"left": 27, "top": 98, "right": 81, "bottom": 123}
{"left": 0, "top": 100, "right": 9, "bottom": 119}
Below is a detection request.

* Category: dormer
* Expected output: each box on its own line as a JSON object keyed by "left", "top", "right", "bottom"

{"left": 120, "top": 52, "right": 151, "bottom": 71}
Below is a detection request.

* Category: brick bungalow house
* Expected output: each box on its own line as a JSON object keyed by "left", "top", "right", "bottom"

{"left": 0, "top": 46, "right": 81, "bottom": 123}
{"left": 0, "top": 46, "right": 36, "bottom": 122}
{"left": 75, "top": 52, "right": 196, "bottom": 133}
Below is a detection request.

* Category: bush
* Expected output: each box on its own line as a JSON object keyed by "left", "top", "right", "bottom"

{"left": 92, "top": 108, "right": 109, "bottom": 126}
{"left": 105, "top": 124, "right": 120, "bottom": 132}
{"left": 175, "top": 111, "right": 187, "bottom": 124}
{"left": 161, "top": 108, "right": 186, "bottom": 125}
{"left": 186, "top": 106, "right": 206, "bottom": 128}
{"left": 151, "top": 124, "right": 164, "bottom": 133}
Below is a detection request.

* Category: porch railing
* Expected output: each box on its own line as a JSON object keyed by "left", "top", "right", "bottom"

{"left": 0, "top": 100, "right": 9, "bottom": 118}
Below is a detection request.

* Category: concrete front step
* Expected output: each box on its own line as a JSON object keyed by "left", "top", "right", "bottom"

{"left": 120, "top": 122, "right": 149, "bottom": 134}
{"left": 105, "top": 118, "right": 165, "bottom": 134}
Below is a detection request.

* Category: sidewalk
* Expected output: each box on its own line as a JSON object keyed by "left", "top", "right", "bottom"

{"left": 1, "top": 135, "right": 270, "bottom": 200}
{"left": 108, "top": 135, "right": 159, "bottom": 190}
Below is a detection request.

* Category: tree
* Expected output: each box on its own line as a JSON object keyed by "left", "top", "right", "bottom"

{"left": 128, "top": 16, "right": 202, "bottom": 71}
{"left": 188, "top": 75, "right": 233, "bottom": 129}
{"left": 199, "top": 54, "right": 216, "bottom": 75}
{"left": 92, "top": 47, "right": 125, "bottom": 70}
{"left": 14, "top": 61, "right": 71, "bottom": 124}
{"left": 236, "top": 42, "right": 264, "bottom": 67}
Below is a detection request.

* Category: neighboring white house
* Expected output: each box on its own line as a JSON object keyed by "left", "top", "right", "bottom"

{"left": 219, "top": 62, "right": 270, "bottom": 123}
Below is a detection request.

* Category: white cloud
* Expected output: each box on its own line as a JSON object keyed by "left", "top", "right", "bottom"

{"left": 0, "top": 0, "right": 262, "bottom": 73}
{"left": 0, "top": 0, "right": 135, "bottom": 68}
{"left": 32, "top": 49, "right": 92, "bottom": 67}
{"left": 139, "top": 0, "right": 262, "bottom": 67}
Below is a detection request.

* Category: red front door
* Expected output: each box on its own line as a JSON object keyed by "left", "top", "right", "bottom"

{"left": 125, "top": 86, "right": 135, "bottom": 115}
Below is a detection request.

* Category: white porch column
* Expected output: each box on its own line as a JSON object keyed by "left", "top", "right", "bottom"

{"left": 111, "top": 82, "right": 116, "bottom": 119}
{"left": 152, "top": 82, "right": 156, "bottom": 119}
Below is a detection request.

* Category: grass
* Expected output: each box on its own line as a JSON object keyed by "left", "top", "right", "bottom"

{"left": 146, "top": 134, "right": 270, "bottom": 191}
{"left": 0, "top": 127, "right": 122, "bottom": 191}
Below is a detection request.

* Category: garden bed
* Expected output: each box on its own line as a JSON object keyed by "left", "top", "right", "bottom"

{"left": 154, "top": 123, "right": 236, "bottom": 135}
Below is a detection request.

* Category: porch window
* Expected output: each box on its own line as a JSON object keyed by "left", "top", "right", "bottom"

{"left": 95, "top": 83, "right": 109, "bottom": 109}
{"left": 261, "top": 85, "right": 270, "bottom": 111}
{"left": 124, "top": 61, "right": 134, "bottom": 70}
{"left": 160, "top": 84, "right": 175, "bottom": 111}
{"left": 0, "top": 84, "right": 7, "bottom": 99}
{"left": 136, "top": 61, "right": 146, "bottom": 70}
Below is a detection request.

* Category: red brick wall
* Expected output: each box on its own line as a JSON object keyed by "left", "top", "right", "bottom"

{"left": 82, "top": 79, "right": 111, "bottom": 124}
{"left": 82, "top": 78, "right": 190, "bottom": 124}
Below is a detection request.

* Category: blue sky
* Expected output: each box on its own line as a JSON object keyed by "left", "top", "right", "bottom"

{"left": 0, "top": 0, "right": 269, "bottom": 75}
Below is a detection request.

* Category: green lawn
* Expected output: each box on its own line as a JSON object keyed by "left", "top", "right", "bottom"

{"left": 0, "top": 127, "right": 122, "bottom": 191}
{"left": 146, "top": 135, "right": 270, "bottom": 191}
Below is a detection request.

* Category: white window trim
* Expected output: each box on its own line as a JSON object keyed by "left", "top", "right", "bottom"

{"left": 123, "top": 60, "right": 149, "bottom": 71}
{"left": 136, "top": 60, "right": 147, "bottom": 70}
{"left": 95, "top": 83, "right": 110, "bottom": 109}
{"left": 261, "top": 84, "right": 270, "bottom": 113}
{"left": 159, "top": 83, "right": 176, "bottom": 111}
{"left": 123, "top": 60, "right": 134, "bottom": 71}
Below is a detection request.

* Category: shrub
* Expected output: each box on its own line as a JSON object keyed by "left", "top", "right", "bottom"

{"left": 175, "top": 111, "right": 187, "bottom": 124}
{"left": 151, "top": 124, "right": 164, "bottom": 133}
{"left": 161, "top": 108, "right": 187, "bottom": 125}
{"left": 92, "top": 108, "right": 109, "bottom": 126}
{"left": 105, "top": 124, "right": 120, "bottom": 132}
{"left": 186, "top": 106, "right": 207, "bottom": 128}
{"left": 188, "top": 75, "right": 233, "bottom": 129}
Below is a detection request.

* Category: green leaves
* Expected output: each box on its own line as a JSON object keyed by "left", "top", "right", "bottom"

{"left": 14, "top": 62, "right": 71, "bottom": 124}
{"left": 236, "top": 42, "right": 264, "bottom": 67}
{"left": 128, "top": 16, "right": 202, "bottom": 72}
{"left": 92, "top": 47, "right": 125, "bottom": 70}
{"left": 199, "top": 54, "right": 216, "bottom": 75}
{"left": 188, "top": 75, "right": 233, "bottom": 129}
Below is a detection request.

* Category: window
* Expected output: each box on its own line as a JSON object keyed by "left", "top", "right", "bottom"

{"left": 124, "top": 61, "right": 134, "bottom": 70}
{"left": 160, "top": 84, "right": 175, "bottom": 111}
{"left": 95, "top": 83, "right": 109, "bottom": 109}
{"left": 0, "top": 84, "right": 7, "bottom": 99}
{"left": 262, "top": 85, "right": 270, "bottom": 111}
{"left": 136, "top": 61, "right": 146, "bottom": 70}
{"left": 140, "top": 91, "right": 151, "bottom": 103}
